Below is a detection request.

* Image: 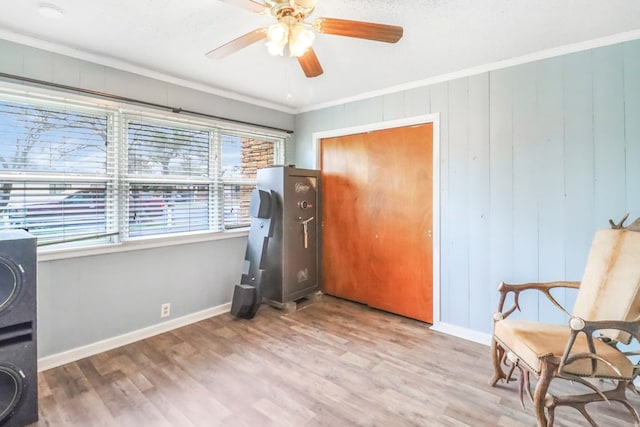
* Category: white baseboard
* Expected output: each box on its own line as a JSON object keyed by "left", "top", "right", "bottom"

{"left": 38, "top": 302, "right": 231, "bottom": 372}
{"left": 430, "top": 321, "right": 492, "bottom": 346}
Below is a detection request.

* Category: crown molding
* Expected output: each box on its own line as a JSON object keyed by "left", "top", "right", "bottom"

{"left": 0, "top": 29, "right": 297, "bottom": 114}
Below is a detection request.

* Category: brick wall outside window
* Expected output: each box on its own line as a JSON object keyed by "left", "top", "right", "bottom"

{"left": 240, "top": 138, "right": 275, "bottom": 179}
{"left": 227, "top": 138, "right": 276, "bottom": 227}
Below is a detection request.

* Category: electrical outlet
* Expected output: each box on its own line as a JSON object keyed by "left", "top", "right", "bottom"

{"left": 160, "top": 303, "right": 171, "bottom": 318}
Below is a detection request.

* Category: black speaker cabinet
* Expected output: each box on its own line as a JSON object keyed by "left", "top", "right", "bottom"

{"left": 0, "top": 230, "right": 38, "bottom": 427}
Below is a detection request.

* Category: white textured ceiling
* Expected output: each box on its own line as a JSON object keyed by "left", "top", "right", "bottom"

{"left": 1, "top": 0, "right": 640, "bottom": 112}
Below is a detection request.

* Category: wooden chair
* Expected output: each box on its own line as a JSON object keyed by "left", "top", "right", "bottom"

{"left": 490, "top": 218, "right": 640, "bottom": 426}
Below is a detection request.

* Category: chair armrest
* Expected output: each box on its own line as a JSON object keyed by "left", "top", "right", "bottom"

{"left": 495, "top": 281, "right": 580, "bottom": 320}
{"left": 570, "top": 317, "right": 640, "bottom": 350}
{"left": 559, "top": 317, "right": 640, "bottom": 380}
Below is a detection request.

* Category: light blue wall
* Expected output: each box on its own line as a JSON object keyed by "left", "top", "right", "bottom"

{"left": 37, "top": 239, "right": 247, "bottom": 356}
{"left": 294, "top": 39, "right": 640, "bottom": 334}
{"left": 0, "top": 39, "right": 295, "bottom": 358}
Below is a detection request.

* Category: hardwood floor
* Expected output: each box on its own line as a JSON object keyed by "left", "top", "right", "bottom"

{"left": 32, "top": 296, "right": 638, "bottom": 426}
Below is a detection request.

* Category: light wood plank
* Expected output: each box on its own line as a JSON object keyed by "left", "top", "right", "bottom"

{"left": 593, "top": 44, "right": 626, "bottom": 226}
{"left": 536, "top": 56, "right": 567, "bottom": 324}
{"left": 624, "top": 40, "right": 640, "bottom": 216}
{"left": 467, "top": 72, "right": 492, "bottom": 332}
{"left": 383, "top": 91, "right": 405, "bottom": 121}
{"left": 510, "top": 62, "right": 540, "bottom": 322}
{"left": 562, "top": 49, "right": 596, "bottom": 314}
{"left": 488, "top": 68, "right": 515, "bottom": 292}
{"left": 447, "top": 77, "right": 471, "bottom": 327}
{"left": 405, "top": 86, "right": 431, "bottom": 117}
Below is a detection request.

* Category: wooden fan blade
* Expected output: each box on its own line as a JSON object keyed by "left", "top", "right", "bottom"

{"left": 219, "top": 0, "right": 266, "bottom": 13}
{"left": 313, "top": 17, "right": 403, "bottom": 43}
{"left": 206, "top": 28, "right": 267, "bottom": 59}
{"left": 297, "top": 48, "right": 323, "bottom": 78}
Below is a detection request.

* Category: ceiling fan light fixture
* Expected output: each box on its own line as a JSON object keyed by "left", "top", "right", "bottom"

{"left": 266, "top": 22, "right": 289, "bottom": 56}
{"left": 266, "top": 40, "right": 286, "bottom": 56}
{"left": 288, "top": 24, "right": 314, "bottom": 57}
{"left": 267, "top": 22, "right": 288, "bottom": 44}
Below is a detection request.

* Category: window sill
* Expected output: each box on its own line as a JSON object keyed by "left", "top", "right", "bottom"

{"left": 37, "top": 229, "right": 250, "bottom": 262}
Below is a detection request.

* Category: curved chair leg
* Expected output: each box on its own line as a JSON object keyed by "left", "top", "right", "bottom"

{"left": 489, "top": 338, "right": 507, "bottom": 386}
{"left": 533, "top": 357, "right": 557, "bottom": 427}
{"left": 551, "top": 380, "right": 640, "bottom": 427}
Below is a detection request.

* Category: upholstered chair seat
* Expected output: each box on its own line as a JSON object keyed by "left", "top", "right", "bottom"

{"left": 494, "top": 320, "right": 635, "bottom": 379}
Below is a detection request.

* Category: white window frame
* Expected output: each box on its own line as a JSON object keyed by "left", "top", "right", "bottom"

{"left": 0, "top": 82, "right": 288, "bottom": 261}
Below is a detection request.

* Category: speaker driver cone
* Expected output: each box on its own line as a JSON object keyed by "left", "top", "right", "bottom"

{"left": 0, "top": 364, "right": 24, "bottom": 422}
{"left": 0, "top": 259, "right": 20, "bottom": 313}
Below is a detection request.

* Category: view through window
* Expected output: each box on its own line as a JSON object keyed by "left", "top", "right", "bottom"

{"left": 0, "top": 94, "right": 286, "bottom": 249}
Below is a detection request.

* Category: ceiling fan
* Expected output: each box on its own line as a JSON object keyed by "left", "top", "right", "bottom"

{"left": 206, "top": 0, "right": 403, "bottom": 78}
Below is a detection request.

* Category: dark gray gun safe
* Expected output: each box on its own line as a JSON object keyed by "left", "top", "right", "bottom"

{"left": 257, "top": 166, "right": 321, "bottom": 305}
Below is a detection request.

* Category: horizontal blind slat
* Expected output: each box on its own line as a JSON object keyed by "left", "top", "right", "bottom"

{"left": 1, "top": 182, "right": 116, "bottom": 246}
{"left": 126, "top": 120, "right": 209, "bottom": 180}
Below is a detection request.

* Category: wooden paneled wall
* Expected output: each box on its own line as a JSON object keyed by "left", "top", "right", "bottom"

{"left": 294, "top": 39, "right": 640, "bottom": 335}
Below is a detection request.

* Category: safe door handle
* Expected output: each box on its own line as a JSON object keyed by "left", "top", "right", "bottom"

{"left": 299, "top": 216, "right": 314, "bottom": 249}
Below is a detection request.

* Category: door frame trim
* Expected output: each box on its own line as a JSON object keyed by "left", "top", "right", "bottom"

{"left": 312, "top": 114, "right": 441, "bottom": 324}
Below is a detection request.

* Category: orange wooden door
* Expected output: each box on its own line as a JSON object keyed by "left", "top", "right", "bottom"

{"left": 321, "top": 123, "right": 433, "bottom": 323}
